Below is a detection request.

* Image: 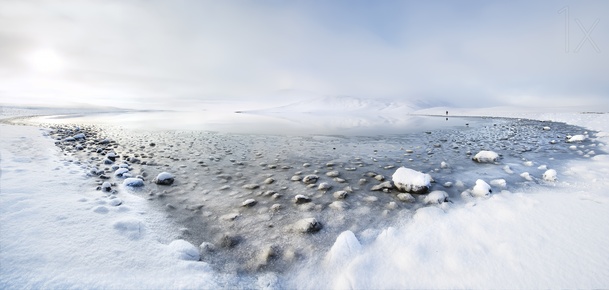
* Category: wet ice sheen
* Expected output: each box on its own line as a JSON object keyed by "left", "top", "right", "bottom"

{"left": 38, "top": 116, "right": 603, "bottom": 273}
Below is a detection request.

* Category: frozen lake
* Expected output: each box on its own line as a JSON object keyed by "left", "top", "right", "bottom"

{"left": 26, "top": 109, "right": 486, "bottom": 136}
{"left": 12, "top": 109, "right": 602, "bottom": 273}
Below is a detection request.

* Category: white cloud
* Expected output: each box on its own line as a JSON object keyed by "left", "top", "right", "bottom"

{"left": 0, "top": 1, "right": 607, "bottom": 110}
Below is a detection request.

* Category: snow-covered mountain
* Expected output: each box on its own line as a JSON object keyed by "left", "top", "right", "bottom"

{"left": 244, "top": 95, "right": 421, "bottom": 116}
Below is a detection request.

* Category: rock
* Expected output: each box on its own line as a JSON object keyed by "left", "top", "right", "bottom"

{"left": 168, "top": 239, "right": 200, "bottom": 261}
{"left": 242, "top": 199, "right": 257, "bottom": 207}
{"left": 396, "top": 193, "right": 415, "bottom": 202}
{"left": 270, "top": 204, "right": 282, "bottom": 212}
{"left": 318, "top": 182, "right": 332, "bottom": 191}
{"left": 294, "top": 194, "right": 312, "bottom": 204}
{"left": 391, "top": 167, "right": 431, "bottom": 194}
{"left": 329, "top": 201, "right": 347, "bottom": 210}
{"left": 543, "top": 169, "right": 557, "bottom": 182}
{"left": 424, "top": 191, "right": 449, "bottom": 204}
{"left": 114, "top": 168, "right": 129, "bottom": 177}
{"left": 302, "top": 175, "right": 319, "bottom": 184}
{"left": 153, "top": 172, "right": 175, "bottom": 185}
{"left": 371, "top": 181, "right": 393, "bottom": 191}
{"left": 472, "top": 150, "right": 500, "bottom": 163}
{"left": 472, "top": 179, "right": 492, "bottom": 197}
{"left": 103, "top": 158, "right": 114, "bottom": 165}
{"left": 221, "top": 213, "right": 240, "bottom": 221}
{"left": 263, "top": 178, "right": 275, "bottom": 184}
{"left": 199, "top": 242, "right": 216, "bottom": 253}
{"left": 293, "top": 218, "right": 322, "bottom": 233}
{"left": 219, "top": 234, "right": 239, "bottom": 248}
{"left": 291, "top": 175, "right": 302, "bottom": 181}
{"left": 374, "top": 175, "right": 385, "bottom": 181}
{"left": 490, "top": 179, "right": 507, "bottom": 188}
{"left": 567, "top": 135, "right": 587, "bottom": 143}
{"left": 333, "top": 190, "right": 348, "bottom": 199}
{"left": 440, "top": 161, "right": 449, "bottom": 169}
{"left": 123, "top": 178, "right": 144, "bottom": 187}
{"left": 106, "top": 152, "right": 117, "bottom": 161}
{"left": 303, "top": 163, "right": 311, "bottom": 167}
{"left": 326, "top": 171, "right": 340, "bottom": 177}
{"left": 101, "top": 182, "right": 112, "bottom": 192}
{"left": 520, "top": 172, "right": 534, "bottom": 181}
{"left": 242, "top": 184, "right": 260, "bottom": 190}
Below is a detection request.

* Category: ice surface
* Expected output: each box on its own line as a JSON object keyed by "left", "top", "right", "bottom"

{"left": 2, "top": 107, "right": 609, "bottom": 288}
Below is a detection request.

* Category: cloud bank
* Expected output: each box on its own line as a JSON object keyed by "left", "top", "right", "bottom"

{"left": 0, "top": 0, "right": 607, "bottom": 110}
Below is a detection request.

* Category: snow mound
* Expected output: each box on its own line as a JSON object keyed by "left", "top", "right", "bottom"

{"left": 392, "top": 167, "right": 432, "bottom": 194}
{"left": 326, "top": 231, "right": 362, "bottom": 266}
{"left": 424, "top": 190, "right": 449, "bottom": 204}
{"left": 543, "top": 169, "right": 558, "bottom": 182}
{"left": 472, "top": 179, "right": 492, "bottom": 197}
{"left": 168, "top": 239, "right": 200, "bottom": 261}
{"left": 472, "top": 150, "right": 500, "bottom": 163}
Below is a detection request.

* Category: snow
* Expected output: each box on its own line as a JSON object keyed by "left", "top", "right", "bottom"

{"left": 168, "top": 239, "right": 201, "bottom": 261}
{"left": 2, "top": 107, "right": 609, "bottom": 289}
{"left": 0, "top": 124, "right": 225, "bottom": 289}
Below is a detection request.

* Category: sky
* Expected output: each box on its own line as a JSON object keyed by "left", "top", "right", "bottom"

{"left": 0, "top": 0, "right": 607, "bottom": 111}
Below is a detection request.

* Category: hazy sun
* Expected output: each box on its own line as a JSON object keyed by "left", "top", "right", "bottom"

{"left": 25, "top": 49, "right": 65, "bottom": 73}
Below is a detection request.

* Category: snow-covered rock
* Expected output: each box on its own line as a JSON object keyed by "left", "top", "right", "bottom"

{"left": 543, "top": 169, "right": 557, "bottom": 182}
{"left": 292, "top": 218, "right": 322, "bottom": 233}
{"left": 302, "top": 174, "right": 319, "bottom": 184}
{"left": 294, "top": 194, "right": 311, "bottom": 204}
{"left": 490, "top": 179, "right": 507, "bottom": 188}
{"left": 520, "top": 172, "right": 534, "bottom": 181}
{"left": 241, "top": 199, "right": 257, "bottom": 207}
{"left": 73, "top": 133, "right": 86, "bottom": 139}
{"left": 153, "top": 172, "right": 174, "bottom": 185}
{"left": 168, "top": 239, "right": 200, "bottom": 261}
{"left": 391, "top": 167, "right": 432, "bottom": 194}
{"left": 114, "top": 168, "right": 130, "bottom": 177}
{"left": 567, "top": 135, "right": 587, "bottom": 143}
{"left": 123, "top": 178, "right": 144, "bottom": 187}
{"left": 101, "top": 181, "right": 112, "bottom": 192}
{"left": 472, "top": 150, "right": 500, "bottom": 163}
{"left": 471, "top": 179, "right": 492, "bottom": 197}
{"left": 424, "top": 190, "right": 449, "bottom": 204}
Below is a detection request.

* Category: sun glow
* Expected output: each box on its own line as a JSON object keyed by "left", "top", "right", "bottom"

{"left": 25, "top": 49, "right": 66, "bottom": 73}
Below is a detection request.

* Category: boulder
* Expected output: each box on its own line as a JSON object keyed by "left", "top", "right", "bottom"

{"left": 391, "top": 167, "right": 431, "bottom": 194}
{"left": 153, "top": 172, "right": 175, "bottom": 185}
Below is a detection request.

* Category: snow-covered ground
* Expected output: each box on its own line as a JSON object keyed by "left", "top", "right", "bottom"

{"left": 0, "top": 124, "right": 272, "bottom": 288}
{"left": 1, "top": 107, "right": 608, "bottom": 289}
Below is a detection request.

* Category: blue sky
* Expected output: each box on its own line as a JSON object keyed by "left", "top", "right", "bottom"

{"left": 0, "top": 0, "right": 607, "bottom": 110}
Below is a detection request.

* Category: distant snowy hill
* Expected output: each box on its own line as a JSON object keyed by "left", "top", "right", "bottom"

{"left": 244, "top": 95, "right": 420, "bottom": 116}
